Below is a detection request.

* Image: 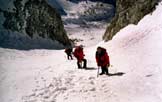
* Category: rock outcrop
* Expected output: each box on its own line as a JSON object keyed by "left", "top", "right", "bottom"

{"left": 0, "top": 0, "right": 71, "bottom": 49}
{"left": 103, "top": 0, "right": 159, "bottom": 41}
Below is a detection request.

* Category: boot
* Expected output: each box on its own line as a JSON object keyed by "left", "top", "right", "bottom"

{"left": 104, "top": 67, "right": 109, "bottom": 75}
{"left": 77, "top": 61, "right": 82, "bottom": 69}
{"left": 83, "top": 59, "right": 87, "bottom": 68}
{"left": 99, "top": 72, "right": 104, "bottom": 75}
{"left": 100, "top": 67, "right": 105, "bottom": 75}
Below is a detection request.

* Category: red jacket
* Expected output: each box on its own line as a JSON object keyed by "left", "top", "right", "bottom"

{"left": 73, "top": 46, "right": 84, "bottom": 61}
{"left": 96, "top": 48, "right": 110, "bottom": 67}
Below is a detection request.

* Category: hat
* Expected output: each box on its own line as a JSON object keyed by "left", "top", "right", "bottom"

{"left": 97, "top": 46, "right": 102, "bottom": 49}
{"left": 80, "top": 45, "right": 84, "bottom": 48}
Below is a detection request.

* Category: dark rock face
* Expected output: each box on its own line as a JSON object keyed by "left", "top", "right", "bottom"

{"left": 0, "top": 0, "right": 71, "bottom": 49}
{"left": 103, "top": 0, "right": 159, "bottom": 41}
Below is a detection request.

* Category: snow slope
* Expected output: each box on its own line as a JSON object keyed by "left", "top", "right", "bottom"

{"left": 0, "top": 1, "right": 162, "bottom": 102}
{"left": 60, "top": 1, "right": 114, "bottom": 47}
{"left": 65, "top": 23, "right": 107, "bottom": 47}
{"left": 0, "top": 30, "right": 65, "bottom": 50}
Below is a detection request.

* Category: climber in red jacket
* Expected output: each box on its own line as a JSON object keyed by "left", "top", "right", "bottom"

{"left": 73, "top": 45, "right": 87, "bottom": 68}
{"left": 96, "top": 46, "right": 110, "bottom": 75}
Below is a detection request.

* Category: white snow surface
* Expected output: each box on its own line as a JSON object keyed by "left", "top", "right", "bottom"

{"left": 1, "top": 2, "right": 162, "bottom": 102}
{"left": 65, "top": 23, "right": 106, "bottom": 47}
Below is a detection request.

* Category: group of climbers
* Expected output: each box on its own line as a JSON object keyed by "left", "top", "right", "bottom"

{"left": 64, "top": 45, "right": 110, "bottom": 76}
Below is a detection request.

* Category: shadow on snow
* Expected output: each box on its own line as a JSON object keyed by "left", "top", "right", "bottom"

{"left": 108, "top": 72, "right": 125, "bottom": 76}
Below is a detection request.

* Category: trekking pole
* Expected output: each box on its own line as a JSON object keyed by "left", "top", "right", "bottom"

{"left": 97, "top": 66, "right": 100, "bottom": 77}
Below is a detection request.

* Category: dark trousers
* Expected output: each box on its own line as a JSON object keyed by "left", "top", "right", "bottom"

{"left": 101, "top": 65, "right": 109, "bottom": 75}
{"left": 77, "top": 59, "right": 87, "bottom": 68}
{"left": 67, "top": 54, "right": 73, "bottom": 60}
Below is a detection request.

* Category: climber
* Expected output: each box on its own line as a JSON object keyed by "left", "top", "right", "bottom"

{"left": 73, "top": 45, "right": 87, "bottom": 68}
{"left": 64, "top": 47, "right": 73, "bottom": 60}
{"left": 96, "top": 46, "right": 110, "bottom": 75}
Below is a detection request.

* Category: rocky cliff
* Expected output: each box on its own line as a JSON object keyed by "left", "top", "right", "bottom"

{"left": 103, "top": 0, "right": 159, "bottom": 41}
{"left": 0, "top": 0, "right": 71, "bottom": 49}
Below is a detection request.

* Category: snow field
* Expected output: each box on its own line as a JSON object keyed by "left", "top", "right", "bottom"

{"left": 1, "top": 1, "right": 162, "bottom": 102}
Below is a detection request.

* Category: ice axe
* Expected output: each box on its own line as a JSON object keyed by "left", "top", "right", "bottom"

{"left": 97, "top": 66, "right": 100, "bottom": 77}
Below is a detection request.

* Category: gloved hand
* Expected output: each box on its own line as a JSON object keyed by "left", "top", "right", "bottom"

{"left": 107, "top": 64, "right": 110, "bottom": 67}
